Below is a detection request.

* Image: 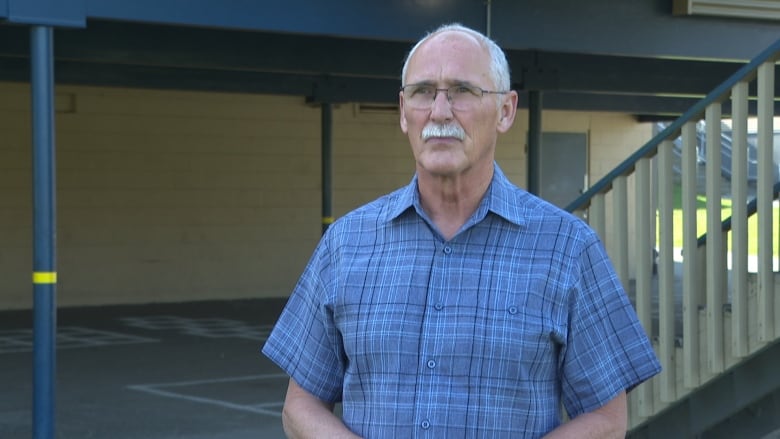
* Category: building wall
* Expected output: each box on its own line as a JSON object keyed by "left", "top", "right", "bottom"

{"left": 0, "top": 82, "right": 651, "bottom": 310}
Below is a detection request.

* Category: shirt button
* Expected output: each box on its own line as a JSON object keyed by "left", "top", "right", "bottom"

{"left": 434, "top": 303, "right": 443, "bottom": 311}
{"left": 421, "top": 420, "right": 431, "bottom": 429}
{"left": 443, "top": 246, "right": 452, "bottom": 254}
{"left": 427, "top": 359, "right": 436, "bottom": 369}
{"left": 508, "top": 306, "right": 518, "bottom": 315}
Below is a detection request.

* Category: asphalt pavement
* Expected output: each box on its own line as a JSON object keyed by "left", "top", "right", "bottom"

{"left": 0, "top": 298, "right": 289, "bottom": 439}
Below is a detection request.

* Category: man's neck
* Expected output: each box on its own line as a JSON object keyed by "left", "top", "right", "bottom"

{"left": 417, "top": 165, "right": 493, "bottom": 240}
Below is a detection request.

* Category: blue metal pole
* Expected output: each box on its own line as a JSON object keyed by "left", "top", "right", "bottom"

{"left": 30, "top": 25, "right": 57, "bottom": 439}
{"left": 527, "top": 90, "right": 542, "bottom": 195}
{"left": 321, "top": 103, "right": 333, "bottom": 235}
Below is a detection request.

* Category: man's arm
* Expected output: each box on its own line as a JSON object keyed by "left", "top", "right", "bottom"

{"left": 542, "top": 391, "right": 628, "bottom": 439}
{"left": 281, "top": 378, "right": 362, "bottom": 439}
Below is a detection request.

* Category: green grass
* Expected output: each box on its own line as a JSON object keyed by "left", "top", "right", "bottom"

{"left": 667, "top": 185, "right": 779, "bottom": 256}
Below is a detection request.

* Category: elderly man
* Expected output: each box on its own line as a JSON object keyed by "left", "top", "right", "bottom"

{"left": 263, "top": 23, "right": 660, "bottom": 438}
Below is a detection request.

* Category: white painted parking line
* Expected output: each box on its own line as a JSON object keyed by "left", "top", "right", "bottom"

{"left": 120, "top": 316, "right": 273, "bottom": 341}
{"left": 127, "top": 373, "right": 288, "bottom": 418}
{"left": 248, "top": 402, "right": 285, "bottom": 411}
{"left": 0, "top": 326, "right": 159, "bottom": 354}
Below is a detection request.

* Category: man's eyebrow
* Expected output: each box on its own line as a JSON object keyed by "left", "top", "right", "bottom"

{"left": 450, "top": 80, "right": 477, "bottom": 87}
{"left": 406, "top": 81, "right": 435, "bottom": 87}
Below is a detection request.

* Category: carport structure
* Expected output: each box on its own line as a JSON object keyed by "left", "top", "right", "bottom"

{"left": 3, "top": 1, "right": 780, "bottom": 437}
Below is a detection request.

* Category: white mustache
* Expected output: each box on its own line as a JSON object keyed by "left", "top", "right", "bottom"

{"left": 421, "top": 123, "right": 466, "bottom": 141}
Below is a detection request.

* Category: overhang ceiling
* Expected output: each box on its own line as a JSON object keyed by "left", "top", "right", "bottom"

{"left": 1, "top": 0, "right": 779, "bottom": 119}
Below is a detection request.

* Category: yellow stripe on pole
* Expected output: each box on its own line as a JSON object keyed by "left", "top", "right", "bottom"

{"left": 33, "top": 272, "right": 57, "bottom": 284}
{"left": 322, "top": 216, "right": 335, "bottom": 225}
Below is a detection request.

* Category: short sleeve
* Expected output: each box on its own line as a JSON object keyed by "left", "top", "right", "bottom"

{"left": 560, "top": 234, "right": 661, "bottom": 417}
{"left": 261, "top": 235, "right": 346, "bottom": 403}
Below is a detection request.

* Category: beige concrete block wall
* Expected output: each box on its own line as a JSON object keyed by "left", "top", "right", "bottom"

{"left": 1, "top": 83, "right": 326, "bottom": 309}
{"left": 0, "top": 84, "right": 33, "bottom": 310}
{"left": 331, "top": 104, "right": 414, "bottom": 216}
{"left": 0, "top": 82, "right": 651, "bottom": 310}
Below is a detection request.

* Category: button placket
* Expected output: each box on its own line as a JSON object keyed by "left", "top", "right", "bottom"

{"left": 414, "top": 240, "right": 452, "bottom": 435}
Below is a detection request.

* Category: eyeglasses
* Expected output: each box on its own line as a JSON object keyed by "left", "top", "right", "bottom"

{"left": 400, "top": 83, "right": 508, "bottom": 111}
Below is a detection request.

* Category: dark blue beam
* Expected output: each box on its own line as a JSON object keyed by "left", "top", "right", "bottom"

{"left": 0, "top": 21, "right": 762, "bottom": 97}
{"left": 2, "top": 16, "right": 778, "bottom": 116}
{"left": 0, "top": 21, "right": 409, "bottom": 79}
{"left": 5, "top": 54, "right": 780, "bottom": 117}
{"left": 84, "top": 0, "right": 484, "bottom": 41}
{"left": 513, "top": 51, "right": 743, "bottom": 95}
{"left": 491, "top": 0, "right": 780, "bottom": 60}
{"left": 4, "top": 0, "right": 776, "bottom": 61}
{"left": 6, "top": 0, "right": 780, "bottom": 62}
{"left": 7, "top": 0, "right": 85, "bottom": 27}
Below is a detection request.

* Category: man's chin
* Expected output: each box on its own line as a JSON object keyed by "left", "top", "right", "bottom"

{"left": 418, "top": 158, "right": 466, "bottom": 177}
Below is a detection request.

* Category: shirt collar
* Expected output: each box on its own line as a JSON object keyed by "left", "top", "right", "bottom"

{"left": 383, "top": 163, "right": 527, "bottom": 228}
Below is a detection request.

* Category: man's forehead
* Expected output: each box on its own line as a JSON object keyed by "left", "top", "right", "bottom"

{"left": 406, "top": 32, "right": 490, "bottom": 82}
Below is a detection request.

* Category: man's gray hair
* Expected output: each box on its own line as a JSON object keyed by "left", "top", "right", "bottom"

{"left": 400, "top": 23, "right": 511, "bottom": 92}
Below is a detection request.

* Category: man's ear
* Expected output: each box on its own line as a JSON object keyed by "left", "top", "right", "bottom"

{"left": 497, "top": 91, "right": 518, "bottom": 133}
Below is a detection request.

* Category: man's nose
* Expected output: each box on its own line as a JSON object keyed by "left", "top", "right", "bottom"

{"left": 430, "top": 89, "right": 453, "bottom": 119}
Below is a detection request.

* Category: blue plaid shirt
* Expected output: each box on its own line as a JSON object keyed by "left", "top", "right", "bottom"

{"left": 263, "top": 164, "right": 660, "bottom": 438}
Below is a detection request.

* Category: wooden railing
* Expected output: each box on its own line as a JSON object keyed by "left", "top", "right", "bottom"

{"left": 565, "top": 38, "right": 780, "bottom": 428}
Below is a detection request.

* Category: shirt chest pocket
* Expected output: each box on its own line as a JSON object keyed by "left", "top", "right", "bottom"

{"left": 445, "top": 305, "right": 560, "bottom": 382}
